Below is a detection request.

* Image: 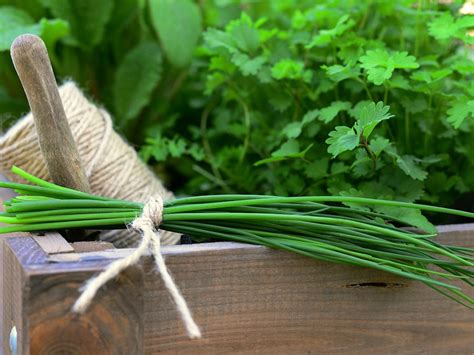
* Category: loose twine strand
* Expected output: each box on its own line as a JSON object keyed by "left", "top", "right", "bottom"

{"left": 72, "top": 195, "right": 202, "bottom": 339}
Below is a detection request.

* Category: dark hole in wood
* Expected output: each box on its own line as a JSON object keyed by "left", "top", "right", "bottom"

{"left": 345, "top": 282, "right": 407, "bottom": 288}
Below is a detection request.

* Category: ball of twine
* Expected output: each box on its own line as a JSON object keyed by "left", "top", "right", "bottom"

{"left": 0, "top": 81, "right": 180, "bottom": 246}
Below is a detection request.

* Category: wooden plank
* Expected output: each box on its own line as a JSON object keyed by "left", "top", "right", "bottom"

{"left": 32, "top": 233, "right": 74, "bottom": 254}
{"left": 71, "top": 241, "right": 114, "bottom": 253}
{"left": 0, "top": 175, "right": 17, "bottom": 351}
{"left": 140, "top": 230, "right": 474, "bottom": 354}
{"left": 2, "top": 224, "right": 473, "bottom": 354}
{"left": 5, "top": 237, "right": 144, "bottom": 354}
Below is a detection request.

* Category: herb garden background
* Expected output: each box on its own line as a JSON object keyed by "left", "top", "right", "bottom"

{"left": 0, "top": 0, "right": 473, "bottom": 230}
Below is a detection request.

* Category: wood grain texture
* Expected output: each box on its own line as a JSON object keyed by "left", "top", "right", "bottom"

{"left": 5, "top": 237, "right": 143, "bottom": 354}
{"left": 1, "top": 184, "right": 27, "bottom": 352}
{"left": 2, "top": 224, "right": 473, "bottom": 354}
{"left": 10, "top": 34, "right": 90, "bottom": 193}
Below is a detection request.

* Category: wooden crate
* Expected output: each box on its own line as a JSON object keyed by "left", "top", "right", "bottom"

{"left": 1, "top": 225, "right": 474, "bottom": 354}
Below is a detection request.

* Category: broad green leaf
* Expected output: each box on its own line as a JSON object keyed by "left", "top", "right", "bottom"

{"left": 39, "top": 18, "right": 69, "bottom": 50}
{"left": 0, "top": 7, "right": 69, "bottom": 52}
{"left": 356, "top": 101, "right": 393, "bottom": 138}
{"left": 39, "top": 0, "right": 113, "bottom": 47}
{"left": 326, "top": 126, "right": 359, "bottom": 158}
{"left": 447, "top": 97, "right": 474, "bottom": 128}
{"left": 319, "top": 101, "right": 351, "bottom": 123}
{"left": 114, "top": 42, "right": 162, "bottom": 124}
{"left": 0, "top": 6, "right": 39, "bottom": 51}
{"left": 149, "top": 0, "right": 202, "bottom": 67}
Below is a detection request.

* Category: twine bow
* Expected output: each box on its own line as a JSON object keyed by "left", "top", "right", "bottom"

{"left": 72, "top": 195, "right": 201, "bottom": 339}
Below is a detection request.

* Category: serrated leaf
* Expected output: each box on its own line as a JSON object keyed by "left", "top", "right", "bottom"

{"left": 149, "top": 0, "right": 202, "bottom": 67}
{"left": 306, "top": 15, "right": 355, "bottom": 48}
{"left": 319, "top": 101, "right": 351, "bottom": 123}
{"left": 168, "top": 138, "right": 187, "bottom": 157}
{"left": 351, "top": 150, "right": 373, "bottom": 177}
{"left": 395, "top": 155, "right": 428, "bottom": 181}
{"left": 226, "top": 13, "right": 260, "bottom": 53}
{"left": 326, "top": 126, "right": 359, "bottom": 158}
{"left": 39, "top": 0, "right": 113, "bottom": 47}
{"left": 322, "top": 64, "right": 360, "bottom": 82}
{"left": 231, "top": 53, "right": 266, "bottom": 76}
{"left": 428, "top": 13, "right": 474, "bottom": 42}
{"left": 356, "top": 101, "right": 393, "bottom": 138}
{"left": 203, "top": 28, "right": 238, "bottom": 53}
{"left": 375, "top": 206, "right": 436, "bottom": 234}
{"left": 114, "top": 42, "right": 162, "bottom": 124}
{"left": 369, "top": 137, "right": 390, "bottom": 157}
{"left": 446, "top": 97, "right": 474, "bottom": 128}
{"left": 359, "top": 49, "right": 419, "bottom": 85}
{"left": 428, "top": 13, "right": 458, "bottom": 40}
{"left": 304, "top": 158, "right": 329, "bottom": 179}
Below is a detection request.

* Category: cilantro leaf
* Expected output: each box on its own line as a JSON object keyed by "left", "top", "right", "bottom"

{"left": 395, "top": 155, "right": 428, "bottom": 181}
{"left": 446, "top": 97, "right": 474, "bottom": 128}
{"left": 355, "top": 101, "right": 394, "bottom": 138}
{"left": 306, "top": 15, "right": 355, "bottom": 48}
{"left": 326, "top": 126, "right": 359, "bottom": 158}
{"left": 428, "top": 13, "right": 474, "bottom": 42}
{"left": 319, "top": 101, "right": 351, "bottom": 123}
{"left": 369, "top": 137, "right": 390, "bottom": 157}
{"left": 231, "top": 53, "right": 266, "bottom": 76}
{"left": 359, "top": 49, "right": 419, "bottom": 85}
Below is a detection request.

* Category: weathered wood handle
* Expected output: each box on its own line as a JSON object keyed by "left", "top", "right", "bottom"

{"left": 10, "top": 34, "right": 91, "bottom": 193}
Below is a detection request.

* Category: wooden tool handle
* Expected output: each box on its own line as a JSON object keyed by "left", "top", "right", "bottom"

{"left": 10, "top": 34, "right": 91, "bottom": 193}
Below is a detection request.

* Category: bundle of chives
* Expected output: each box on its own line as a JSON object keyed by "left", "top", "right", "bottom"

{"left": 0, "top": 166, "right": 473, "bottom": 307}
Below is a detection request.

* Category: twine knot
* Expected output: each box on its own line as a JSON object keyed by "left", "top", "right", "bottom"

{"left": 133, "top": 195, "right": 163, "bottom": 228}
{"left": 72, "top": 195, "right": 202, "bottom": 339}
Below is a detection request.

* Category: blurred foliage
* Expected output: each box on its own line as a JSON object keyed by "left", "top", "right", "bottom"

{"left": 0, "top": 0, "right": 473, "bottom": 223}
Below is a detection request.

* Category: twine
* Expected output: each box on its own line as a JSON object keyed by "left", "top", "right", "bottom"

{"left": 0, "top": 81, "right": 180, "bottom": 247}
{"left": 72, "top": 195, "right": 201, "bottom": 339}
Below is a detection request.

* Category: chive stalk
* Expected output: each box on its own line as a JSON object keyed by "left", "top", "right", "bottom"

{"left": 0, "top": 166, "right": 472, "bottom": 307}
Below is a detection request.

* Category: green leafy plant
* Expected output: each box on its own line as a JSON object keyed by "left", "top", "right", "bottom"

{"left": 139, "top": 1, "right": 473, "bottom": 225}
{"left": 0, "top": 0, "right": 203, "bottom": 128}
{"left": 0, "top": 1, "right": 473, "bottom": 224}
